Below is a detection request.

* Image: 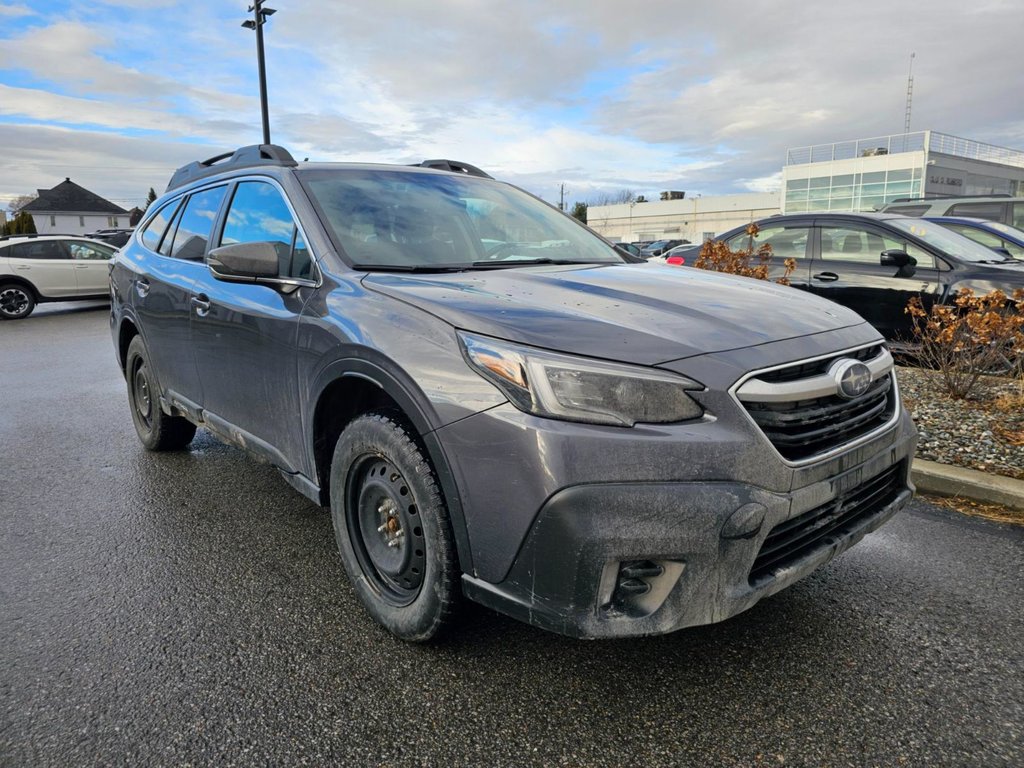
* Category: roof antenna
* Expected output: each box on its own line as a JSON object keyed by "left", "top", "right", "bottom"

{"left": 903, "top": 52, "right": 915, "bottom": 135}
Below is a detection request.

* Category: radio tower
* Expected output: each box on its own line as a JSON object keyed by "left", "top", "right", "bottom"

{"left": 903, "top": 52, "right": 915, "bottom": 135}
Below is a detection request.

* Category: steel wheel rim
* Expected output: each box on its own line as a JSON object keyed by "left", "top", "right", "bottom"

{"left": 132, "top": 363, "right": 153, "bottom": 428}
{"left": 0, "top": 287, "right": 29, "bottom": 316}
{"left": 346, "top": 454, "right": 427, "bottom": 606}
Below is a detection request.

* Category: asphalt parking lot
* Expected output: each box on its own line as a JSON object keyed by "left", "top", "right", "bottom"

{"left": 2, "top": 303, "right": 1023, "bottom": 767}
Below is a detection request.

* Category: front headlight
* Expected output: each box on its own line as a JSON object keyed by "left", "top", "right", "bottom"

{"left": 459, "top": 332, "right": 705, "bottom": 427}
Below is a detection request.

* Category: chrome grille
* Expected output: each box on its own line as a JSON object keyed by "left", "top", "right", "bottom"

{"left": 735, "top": 346, "right": 898, "bottom": 463}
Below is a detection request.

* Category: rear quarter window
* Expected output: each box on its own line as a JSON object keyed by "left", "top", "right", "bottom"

{"left": 141, "top": 199, "right": 182, "bottom": 252}
{"left": 946, "top": 202, "right": 1005, "bottom": 221}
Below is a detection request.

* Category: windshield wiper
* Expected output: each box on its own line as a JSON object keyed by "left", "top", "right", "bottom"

{"left": 353, "top": 258, "right": 616, "bottom": 273}
{"left": 468, "top": 258, "right": 612, "bottom": 268}
{"left": 351, "top": 263, "right": 467, "bottom": 273}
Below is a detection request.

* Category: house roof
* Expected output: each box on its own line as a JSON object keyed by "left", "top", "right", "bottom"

{"left": 21, "top": 178, "right": 128, "bottom": 215}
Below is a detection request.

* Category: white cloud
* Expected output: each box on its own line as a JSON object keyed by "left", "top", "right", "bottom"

{"left": 0, "top": 3, "right": 32, "bottom": 17}
{"left": 0, "top": 0, "right": 1022, "bottom": 207}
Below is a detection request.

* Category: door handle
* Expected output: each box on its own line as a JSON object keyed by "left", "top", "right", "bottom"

{"left": 74, "top": 264, "right": 90, "bottom": 269}
{"left": 813, "top": 272, "right": 839, "bottom": 282}
{"left": 191, "top": 294, "right": 211, "bottom": 316}
{"left": 15, "top": 265, "right": 31, "bottom": 271}
{"left": 135, "top": 278, "right": 151, "bottom": 297}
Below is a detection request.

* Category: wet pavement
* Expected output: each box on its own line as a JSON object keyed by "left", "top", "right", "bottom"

{"left": 2, "top": 304, "right": 1022, "bottom": 766}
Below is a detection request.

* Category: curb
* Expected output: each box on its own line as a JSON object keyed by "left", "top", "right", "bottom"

{"left": 912, "top": 458, "right": 1024, "bottom": 511}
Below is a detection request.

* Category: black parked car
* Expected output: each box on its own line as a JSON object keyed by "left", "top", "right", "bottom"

{"left": 712, "top": 213, "right": 1024, "bottom": 346}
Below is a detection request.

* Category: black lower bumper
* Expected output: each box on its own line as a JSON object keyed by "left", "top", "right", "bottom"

{"left": 463, "top": 426, "right": 916, "bottom": 639}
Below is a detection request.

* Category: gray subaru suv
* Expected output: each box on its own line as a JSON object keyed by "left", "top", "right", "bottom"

{"left": 110, "top": 145, "right": 917, "bottom": 641}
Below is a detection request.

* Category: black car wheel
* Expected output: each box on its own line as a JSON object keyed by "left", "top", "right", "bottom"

{"left": 0, "top": 283, "right": 35, "bottom": 320}
{"left": 125, "top": 336, "right": 197, "bottom": 451}
{"left": 330, "top": 412, "right": 458, "bottom": 641}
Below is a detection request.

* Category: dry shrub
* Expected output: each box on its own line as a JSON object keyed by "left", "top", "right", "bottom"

{"left": 905, "top": 288, "right": 1024, "bottom": 399}
{"left": 693, "top": 224, "right": 796, "bottom": 285}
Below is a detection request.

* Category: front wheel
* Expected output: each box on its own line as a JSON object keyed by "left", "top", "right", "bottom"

{"left": 125, "top": 335, "right": 197, "bottom": 451}
{"left": 0, "top": 283, "right": 35, "bottom": 320}
{"left": 329, "top": 412, "right": 459, "bottom": 641}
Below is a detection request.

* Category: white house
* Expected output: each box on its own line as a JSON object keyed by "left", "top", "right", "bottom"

{"left": 19, "top": 178, "right": 129, "bottom": 235}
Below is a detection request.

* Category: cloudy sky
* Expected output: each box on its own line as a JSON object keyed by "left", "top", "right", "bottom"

{"left": 2, "top": 0, "right": 1022, "bottom": 211}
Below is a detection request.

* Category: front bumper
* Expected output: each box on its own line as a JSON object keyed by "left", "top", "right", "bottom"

{"left": 460, "top": 409, "right": 916, "bottom": 639}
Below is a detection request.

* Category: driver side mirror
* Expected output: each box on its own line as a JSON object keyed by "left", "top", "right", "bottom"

{"left": 880, "top": 249, "right": 918, "bottom": 278}
{"left": 208, "top": 241, "right": 281, "bottom": 281}
{"left": 880, "top": 249, "right": 915, "bottom": 268}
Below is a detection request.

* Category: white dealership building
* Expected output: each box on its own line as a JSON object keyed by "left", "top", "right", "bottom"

{"left": 586, "top": 130, "right": 1024, "bottom": 244}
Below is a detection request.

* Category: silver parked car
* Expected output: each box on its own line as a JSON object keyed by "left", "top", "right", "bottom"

{"left": 0, "top": 234, "right": 116, "bottom": 319}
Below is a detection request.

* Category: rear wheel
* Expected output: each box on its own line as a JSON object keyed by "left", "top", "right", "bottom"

{"left": 125, "top": 335, "right": 197, "bottom": 451}
{"left": 329, "top": 412, "right": 459, "bottom": 641}
{"left": 0, "top": 283, "right": 35, "bottom": 320}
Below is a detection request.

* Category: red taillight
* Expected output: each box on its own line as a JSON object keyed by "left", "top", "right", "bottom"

{"left": 666, "top": 255, "right": 685, "bottom": 266}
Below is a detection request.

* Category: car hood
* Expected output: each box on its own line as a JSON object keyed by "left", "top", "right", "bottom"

{"left": 362, "top": 263, "right": 867, "bottom": 365}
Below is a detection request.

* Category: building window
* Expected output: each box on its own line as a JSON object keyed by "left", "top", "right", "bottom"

{"left": 108, "top": 216, "right": 119, "bottom": 227}
{"left": 79, "top": 216, "right": 85, "bottom": 227}
{"left": 50, "top": 215, "right": 56, "bottom": 227}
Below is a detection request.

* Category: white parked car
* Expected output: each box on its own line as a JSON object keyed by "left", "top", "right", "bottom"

{"left": 0, "top": 235, "right": 117, "bottom": 319}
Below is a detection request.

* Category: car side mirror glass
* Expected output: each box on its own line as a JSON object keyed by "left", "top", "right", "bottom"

{"left": 208, "top": 241, "right": 280, "bottom": 281}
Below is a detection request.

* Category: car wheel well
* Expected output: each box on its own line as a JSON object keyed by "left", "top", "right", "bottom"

{"left": 0, "top": 276, "right": 39, "bottom": 300}
{"left": 313, "top": 376, "right": 408, "bottom": 505}
{"left": 118, "top": 319, "right": 139, "bottom": 374}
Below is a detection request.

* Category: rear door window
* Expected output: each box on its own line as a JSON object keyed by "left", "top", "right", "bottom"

{"left": 166, "top": 186, "right": 228, "bottom": 261}
{"left": 726, "top": 224, "right": 810, "bottom": 260}
{"left": 10, "top": 240, "right": 70, "bottom": 260}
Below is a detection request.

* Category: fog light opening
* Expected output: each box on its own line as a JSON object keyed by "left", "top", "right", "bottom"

{"left": 603, "top": 559, "right": 684, "bottom": 618}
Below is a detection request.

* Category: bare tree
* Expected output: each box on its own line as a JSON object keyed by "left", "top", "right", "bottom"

{"left": 7, "top": 194, "right": 37, "bottom": 214}
{"left": 588, "top": 189, "right": 637, "bottom": 207}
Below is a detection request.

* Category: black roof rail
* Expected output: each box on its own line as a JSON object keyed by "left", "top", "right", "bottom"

{"left": 888, "top": 193, "right": 1013, "bottom": 203}
{"left": 166, "top": 144, "right": 298, "bottom": 192}
{"left": 0, "top": 232, "right": 85, "bottom": 241}
{"left": 413, "top": 159, "right": 493, "bottom": 179}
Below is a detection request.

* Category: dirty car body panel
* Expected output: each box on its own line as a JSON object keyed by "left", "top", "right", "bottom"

{"left": 110, "top": 146, "right": 917, "bottom": 640}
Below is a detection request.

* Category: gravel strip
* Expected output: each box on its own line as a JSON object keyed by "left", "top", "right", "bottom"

{"left": 896, "top": 365, "right": 1024, "bottom": 480}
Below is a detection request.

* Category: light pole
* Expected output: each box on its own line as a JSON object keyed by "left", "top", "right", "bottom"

{"left": 242, "top": 1, "right": 276, "bottom": 145}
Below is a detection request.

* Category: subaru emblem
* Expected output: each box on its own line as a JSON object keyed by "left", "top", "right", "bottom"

{"left": 832, "top": 360, "right": 873, "bottom": 399}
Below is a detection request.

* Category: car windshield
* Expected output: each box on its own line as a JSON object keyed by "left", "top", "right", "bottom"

{"left": 300, "top": 169, "right": 624, "bottom": 270}
{"left": 890, "top": 218, "right": 1014, "bottom": 263}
